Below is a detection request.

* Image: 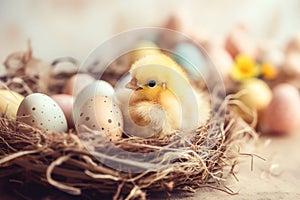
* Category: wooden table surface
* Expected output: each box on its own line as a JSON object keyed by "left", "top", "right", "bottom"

{"left": 148, "top": 133, "right": 300, "bottom": 200}
{"left": 1, "top": 133, "right": 300, "bottom": 199}
{"left": 175, "top": 133, "right": 300, "bottom": 200}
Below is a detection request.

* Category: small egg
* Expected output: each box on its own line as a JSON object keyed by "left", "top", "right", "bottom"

{"left": 208, "top": 46, "right": 234, "bottom": 82}
{"left": 76, "top": 95, "right": 123, "bottom": 141}
{"left": 283, "top": 52, "right": 300, "bottom": 75}
{"left": 225, "top": 24, "right": 258, "bottom": 59}
{"left": 0, "top": 89, "right": 24, "bottom": 119}
{"left": 158, "top": 13, "right": 190, "bottom": 48}
{"left": 238, "top": 78, "right": 272, "bottom": 111}
{"left": 51, "top": 94, "right": 74, "bottom": 128}
{"left": 17, "top": 93, "right": 68, "bottom": 132}
{"left": 285, "top": 33, "right": 300, "bottom": 54}
{"left": 164, "top": 13, "right": 189, "bottom": 32}
{"left": 63, "top": 73, "right": 95, "bottom": 96}
{"left": 261, "top": 84, "right": 300, "bottom": 135}
{"left": 258, "top": 42, "right": 284, "bottom": 68}
{"left": 73, "top": 80, "right": 114, "bottom": 122}
{"left": 173, "top": 42, "right": 209, "bottom": 79}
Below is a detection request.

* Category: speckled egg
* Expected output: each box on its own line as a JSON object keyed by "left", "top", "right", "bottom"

{"left": 17, "top": 93, "right": 68, "bottom": 132}
{"left": 238, "top": 78, "right": 272, "bottom": 111}
{"left": 261, "top": 84, "right": 300, "bottom": 135}
{"left": 173, "top": 42, "right": 209, "bottom": 80}
{"left": 51, "top": 94, "right": 74, "bottom": 128}
{"left": 0, "top": 89, "right": 24, "bottom": 119}
{"left": 76, "top": 95, "right": 123, "bottom": 141}
{"left": 63, "top": 73, "right": 95, "bottom": 96}
{"left": 73, "top": 80, "right": 114, "bottom": 122}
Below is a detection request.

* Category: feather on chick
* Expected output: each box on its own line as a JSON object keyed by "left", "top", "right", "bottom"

{"left": 115, "top": 54, "right": 210, "bottom": 138}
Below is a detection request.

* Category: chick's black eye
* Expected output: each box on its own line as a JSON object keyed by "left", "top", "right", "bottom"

{"left": 147, "top": 80, "right": 156, "bottom": 88}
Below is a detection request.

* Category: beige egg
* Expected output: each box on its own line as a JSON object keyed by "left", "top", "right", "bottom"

{"left": 63, "top": 74, "right": 95, "bottom": 96}
{"left": 76, "top": 95, "right": 123, "bottom": 141}
{"left": 0, "top": 89, "right": 24, "bottom": 119}
{"left": 17, "top": 93, "right": 68, "bottom": 132}
{"left": 261, "top": 84, "right": 300, "bottom": 135}
{"left": 238, "top": 78, "right": 272, "bottom": 111}
{"left": 51, "top": 94, "right": 74, "bottom": 128}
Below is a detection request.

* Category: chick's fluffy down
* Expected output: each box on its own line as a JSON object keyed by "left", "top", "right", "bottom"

{"left": 115, "top": 87, "right": 210, "bottom": 138}
{"left": 114, "top": 54, "right": 211, "bottom": 138}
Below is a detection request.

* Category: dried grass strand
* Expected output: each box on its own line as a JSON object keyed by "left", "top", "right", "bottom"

{"left": 0, "top": 149, "right": 40, "bottom": 165}
{"left": 46, "top": 154, "right": 82, "bottom": 195}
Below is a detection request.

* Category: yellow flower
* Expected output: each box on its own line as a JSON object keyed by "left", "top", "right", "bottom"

{"left": 261, "top": 62, "right": 277, "bottom": 80}
{"left": 230, "top": 54, "right": 260, "bottom": 81}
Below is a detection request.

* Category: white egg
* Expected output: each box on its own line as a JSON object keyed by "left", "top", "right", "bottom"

{"left": 76, "top": 95, "right": 123, "bottom": 141}
{"left": 73, "top": 80, "right": 114, "bottom": 122}
{"left": 17, "top": 93, "right": 68, "bottom": 132}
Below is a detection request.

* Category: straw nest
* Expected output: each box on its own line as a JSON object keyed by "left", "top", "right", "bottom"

{"left": 0, "top": 50, "right": 258, "bottom": 199}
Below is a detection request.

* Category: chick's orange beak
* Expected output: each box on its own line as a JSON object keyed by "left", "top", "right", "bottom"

{"left": 126, "top": 78, "right": 142, "bottom": 90}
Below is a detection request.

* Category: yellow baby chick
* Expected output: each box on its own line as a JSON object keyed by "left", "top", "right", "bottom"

{"left": 116, "top": 54, "right": 210, "bottom": 138}
{"left": 129, "top": 40, "right": 161, "bottom": 65}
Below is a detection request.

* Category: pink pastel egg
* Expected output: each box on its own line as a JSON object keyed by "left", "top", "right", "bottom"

{"left": 158, "top": 13, "right": 191, "bottom": 48}
{"left": 51, "top": 94, "right": 74, "bottom": 128}
{"left": 208, "top": 46, "right": 233, "bottom": 81}
{"left": 285, "top": 33, "right": 300, "bottom": 54}
{"left": 62, "top": 74, "right": 95, "bottom": 96}
{"left": 164, "top": 13, "right": 190, "bottom": 32}
{"left": 261, "top": 83, "right": 300, "bottom": 136}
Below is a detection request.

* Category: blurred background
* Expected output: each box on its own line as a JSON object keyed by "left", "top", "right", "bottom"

{"left": 0, "top": 0, "right": 300, "bottom": 74}
{"left": 1, "top": 1, "right": 300, "bottom": 199}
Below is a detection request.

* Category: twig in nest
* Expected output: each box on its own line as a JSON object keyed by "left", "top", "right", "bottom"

{"left": 125, "top": 185, "right": 146, "bottom": 200}
{"left": 113, "top": 182, "right": 125, "bottom": 200}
